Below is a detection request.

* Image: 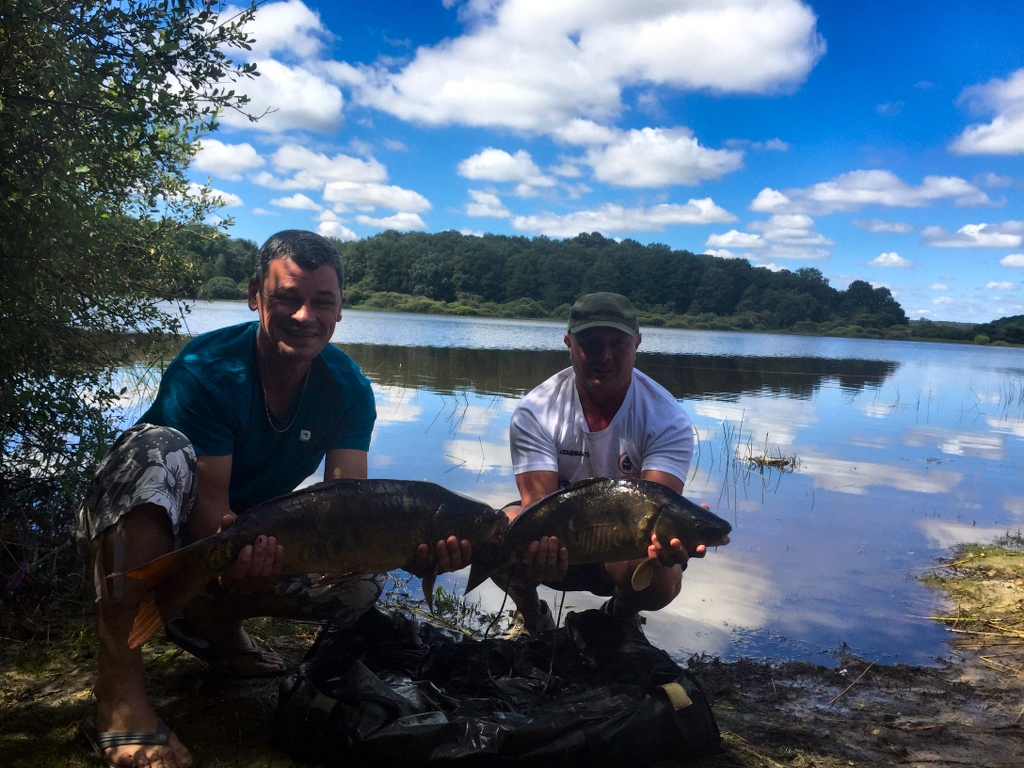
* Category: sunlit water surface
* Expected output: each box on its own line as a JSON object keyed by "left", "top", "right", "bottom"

{"left": 130, "top": 302, "right": 1024, "bottom": 666}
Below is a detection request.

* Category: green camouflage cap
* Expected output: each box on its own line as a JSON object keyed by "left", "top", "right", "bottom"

{"left": 567, "top": 292, "right": 639, "bottom": 337}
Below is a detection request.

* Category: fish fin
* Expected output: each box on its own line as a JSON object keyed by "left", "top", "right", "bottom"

{"left": 123, "top": 546, "right": 188, "bottom": 589}
{"left": 630, "top": 560, "right": 654, "bottom": 591}
{"left": 313, "top": 571, "right": 359, "bottom": 587}
{"left": 422, "top": 573, "right": 436, "bottom": 612}
{"left": 125, "top": 544, "right": 217, "bottom": 649}
{"left": 465, "top": 562, "right": 491, "bottom": 593}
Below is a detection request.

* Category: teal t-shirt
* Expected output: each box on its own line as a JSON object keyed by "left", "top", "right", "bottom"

{"left": 140, "top": 322, "right": 376, "bottom": 512}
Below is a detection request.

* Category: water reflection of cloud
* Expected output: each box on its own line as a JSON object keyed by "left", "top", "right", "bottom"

{"left": 860, "top": 403, "right": 892, "bottom": 419}
{"left": 694, "top": 399, "right": 818, "bottom": 449}
{"left": 1004, "top": 497, "right": 1024, "bottom": 519}
{"left": 373, "top": 384, "right": 423, "bottom": 426}
{"left": 453, "top": 550, "right": 770, "bottom": 659}
{"left": 986, "top": 416, "right": 1024, "bottom": 439}
{"left": 451, "top": 400, "right": 516, "bottom": 437}
{"left": 917, "top": 519, "right": 1017, "bottom": 550}
{"left": 444, "top": 438, "right": 513, "bottom": 476}
{"left": 848, "top": 435, "right": 891, "bottom": 450}
{"left": 798, "top": 455, "right": 962, "bottom": 495}
{"left": 903, "top": 426, "right": 1005, "bottom": 460}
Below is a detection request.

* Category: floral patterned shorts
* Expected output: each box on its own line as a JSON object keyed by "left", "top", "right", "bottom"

{"left": 76, "top": 424, "right": 383, "bottom": 624}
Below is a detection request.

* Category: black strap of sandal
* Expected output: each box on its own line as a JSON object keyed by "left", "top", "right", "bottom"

{"left": 94, "top": 719, "right": 171, "bottom": 748}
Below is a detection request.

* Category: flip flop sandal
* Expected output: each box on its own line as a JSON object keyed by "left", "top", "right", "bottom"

{"left": 81, "top": 716, "right": 179, "bottom": 765}
{"left": 165, "top": 617, "right": 287, "bottom": 678}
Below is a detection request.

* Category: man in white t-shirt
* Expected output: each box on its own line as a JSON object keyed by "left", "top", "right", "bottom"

{"left": 504, "top": 292, "right": 726, "bottom": 633}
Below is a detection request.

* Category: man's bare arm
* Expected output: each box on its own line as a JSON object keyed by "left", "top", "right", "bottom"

{"left": 512, "top": 470, "right": 567, "bottom": 582}
{"left": 324, "top": 448, "right": 368, "bottom": 480}
{"left": 514, "top": 470, "right": 559, "bottom": 515}
{"left": 191, "top": 454, "right": 284, "bottom": 591}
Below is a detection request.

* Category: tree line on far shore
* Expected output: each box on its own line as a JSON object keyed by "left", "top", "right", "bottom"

{"left": 188, "top": 228, "right": 1023, "bottom": 346}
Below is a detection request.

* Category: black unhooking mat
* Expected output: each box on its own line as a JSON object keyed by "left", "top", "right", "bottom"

{"left": 271, "top": 606, "right": 721, "bottom": 766}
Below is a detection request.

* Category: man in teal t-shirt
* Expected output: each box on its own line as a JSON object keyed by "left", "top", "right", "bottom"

{"left": 76, "top": 231, "right": 469, "bottom": 768}
{"left": 140, "top": 319, "right": 376, "bottom": 513}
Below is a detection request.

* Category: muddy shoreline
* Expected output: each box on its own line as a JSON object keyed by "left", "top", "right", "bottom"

{"left": 2, "top": 546, "right": 1023, "bottom": 768}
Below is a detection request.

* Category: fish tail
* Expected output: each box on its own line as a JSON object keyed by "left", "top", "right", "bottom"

{"left": 125, "top": 543, "right": 218, "bottom": 648}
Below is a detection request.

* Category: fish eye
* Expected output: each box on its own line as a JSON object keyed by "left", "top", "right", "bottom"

{"left": 474, "top": 516, "right": 481, "bottom": 524}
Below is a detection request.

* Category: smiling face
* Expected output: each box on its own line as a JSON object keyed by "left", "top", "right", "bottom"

{"left": 248, "top": 256, "right": 342, "bottom": 365}
{"left": 565, "top": 326, "right": 641, "bottom": 405}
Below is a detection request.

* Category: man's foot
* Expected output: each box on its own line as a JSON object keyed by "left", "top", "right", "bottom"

{"left": 502, "top": 599, "right": 556, "bottom": 639}
{"left": 165, "top": 616, "right": 285, "bottom": 677}
{"left": 600, "top": 597, "right": 646, "bottom": 634}
{"left": 83, "top": 714, "right": 192, "bottom": 768}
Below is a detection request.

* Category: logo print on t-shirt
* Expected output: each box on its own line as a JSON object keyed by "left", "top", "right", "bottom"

{"left": 299, "top": 430, "right": 311, "bottom": 442}
{"left": 618, "top": 452, "right": 636, "bottom": 476}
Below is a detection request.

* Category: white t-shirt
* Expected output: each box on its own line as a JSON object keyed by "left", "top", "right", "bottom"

{"left": 509, "top": 367, "right": 694, "bottom": 487}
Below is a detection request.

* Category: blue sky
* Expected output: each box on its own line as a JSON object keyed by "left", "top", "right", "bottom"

{"left": 193, "top": 0, "right": 1024, "bottom": 322}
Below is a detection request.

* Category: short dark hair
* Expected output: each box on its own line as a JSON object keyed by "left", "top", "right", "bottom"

{"left": 253, "top": 230, "right": 344, "bottom": 293}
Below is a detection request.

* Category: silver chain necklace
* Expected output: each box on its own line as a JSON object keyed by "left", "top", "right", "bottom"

{"left": 261, "top": 365, "right": 311, "bottom": 434}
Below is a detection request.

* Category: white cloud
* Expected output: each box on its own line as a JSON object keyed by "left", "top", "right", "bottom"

{"left": 382, "top": 138, "right": 409, "bottom": 151}
{"left": 555, "top": 121, "right": 743, "bottom": 187}
{"left": 253, "top": 145, "right": 388, "bottom": 190}
{"left": 982, "top": 172, "right": 1014, "bottom": 188}
{"left": 355, "top": 212, "right": 428, "bottom": 230}
{"left": 233, "top": 0, "right": 329, "bottom": 60}
{"left": 323, "top": 181, "right": 432, "bottom": 213}
{"left": 457, "top": 148, "right": 555, "bottom": 187}
{"left": 193, "top": 139, "right": 265, "bottom": 180}
{"left": 269, "top": 193, "right": 322, "bottom": 211}
{"left": 750, "top": 170, "right": 991, "bottom": 214}
{"left": 338, "top": 0, "right": 825, "bottom": 132}
{"left": 511, "top": 199, "right": 735, "bottom": 238}
{"left": 706, "top": 230, "right": 764, "bottom": 249}
{"left": 851, "top": 219, "right": 913, "bottom": 234}
{"left": 870, "top": 252, "right": 912, "bottom": 268}
{"left": 219, "top": 58, "right": 344, "bottom": 134}
{"left": 921, "top": 220, "right": 1024, "bottom": 248}
{"left": 987, "top": 281, "right": 1015, "bottom": 290}
{"left": 930, "top": 283, "right": 948, "bottom": 290}
{"left": 950, "top": 69, "right": 1024, "bottom": 155}
{"left": 1001, "top": 254, "right": 1024, "bottom": 267}
{"left": 215, "top": 2, "right": 344, "bottom": 133}
{"left": 934, "top": 296, "right": 955, "bottom": 304}
{"left": 706, "top": 214, "right": 832, "bottom": 260}
{"left": 762, "top": 138, "right": 789, "bottom": 151}
{"left": 465, "top": 190, "right": 511, "bottom": 218}
{"left": 317, "top": 221, "right": 359, "bottom": 241}
{"left": 252, "top": 207, "right": 275, "bottom": 216}
{"left": 551, "top": 162, "right": 583, "bottom": 177}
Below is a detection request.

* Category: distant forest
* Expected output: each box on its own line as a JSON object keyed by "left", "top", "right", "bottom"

{"left": 184, "top": 228, "right": 1023, "bottom": 346}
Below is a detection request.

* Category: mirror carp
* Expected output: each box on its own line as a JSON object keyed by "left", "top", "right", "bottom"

{"left": 466, "top": 477, "right": 732, "bottom": 593}
{"left": 125, "top": 478, "right": 506, "bottom": 648}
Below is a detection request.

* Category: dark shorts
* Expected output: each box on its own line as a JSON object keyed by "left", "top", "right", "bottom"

{"left": 544, "top": 562, "right": 616, "bottom": 597}
{"left": 76, "top": 424, "right": 384, "bottom": 624}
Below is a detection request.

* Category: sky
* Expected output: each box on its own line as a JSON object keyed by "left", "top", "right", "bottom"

{"left": 191, "top": 0, "right": 1024, "bottom": 323}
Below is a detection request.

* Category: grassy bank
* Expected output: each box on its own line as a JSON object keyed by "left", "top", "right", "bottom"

{"left": 338, "top": 290, "right": 1022, "bottom": 346}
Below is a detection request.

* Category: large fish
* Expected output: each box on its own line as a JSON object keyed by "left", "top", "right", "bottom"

{"left": 125, "top": 479, "right": 507, "bottom": 648}
{"left": 465, "top": 477, "right": 731, "bottom": 593}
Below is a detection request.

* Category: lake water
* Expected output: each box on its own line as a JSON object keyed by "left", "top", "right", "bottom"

{"left": 143, "top": 301, "right": 1024, "bottom": 666}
